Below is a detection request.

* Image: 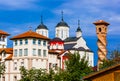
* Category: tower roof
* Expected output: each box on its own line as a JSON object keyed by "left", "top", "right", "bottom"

{"left": 36, "top": 16, "right": 48, "bottom": 30}
{"left": 50, "top": 37, "right": 63, "bottom": 42}
{"left": 0, "top": 30, "right": 10, "bottom": 35}
{"left": 10, "top": 30, "right": 50, "bottom": 40}
{"left": 93, "top": 20, "right": 110, "bottom": 26}
{"left": 76, "top": 20, "right": 82, "bottom": 32}
{"left": 56, "top": 11, "right": 69, "bottom": 28}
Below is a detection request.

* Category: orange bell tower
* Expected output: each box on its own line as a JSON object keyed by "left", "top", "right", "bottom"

{"left": 93, "top": 20, "right": 110, "bottom": 67}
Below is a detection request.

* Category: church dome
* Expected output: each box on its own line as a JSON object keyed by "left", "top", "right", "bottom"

{"left": 56, "top": 20, "right": 69, "bottom": 27}
{"left": 36, "top": 16, "right": 48, "bottom": 30}
{"left": 36, "top": 23, "right": 48, "bottom": 30}
{"left": 56, "top": 11, "right": 69, "bottom": 28}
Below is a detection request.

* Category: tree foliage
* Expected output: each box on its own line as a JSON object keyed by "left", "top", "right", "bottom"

{"left": 0, "top": 63, "right": 5, "bottom": 78}
{"left": 100, "top": 49, "right": 120, "bottom": 69}
{"left": 19, "top": 52, "right": 92, "bottom": 81}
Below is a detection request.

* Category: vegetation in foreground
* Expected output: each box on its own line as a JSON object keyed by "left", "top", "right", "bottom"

{"left": 19, "top": 52, "right": 93, "bottom": 81}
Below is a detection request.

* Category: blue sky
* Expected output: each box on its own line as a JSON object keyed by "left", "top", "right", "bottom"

{"left": 0, "top": 0, "right": 120, "bottom": 65}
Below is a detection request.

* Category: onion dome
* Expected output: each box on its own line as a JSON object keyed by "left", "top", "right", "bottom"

{"left": 36, "top": 16, "right": 48, "bottom": 30}
{"left": 56, "top": 11, "right": 69, "bottom": 27}
{"left": 76, "top": 20, "right": 82, "bottom": 32}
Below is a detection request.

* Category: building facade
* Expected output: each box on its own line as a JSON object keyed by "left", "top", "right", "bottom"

{"left": 0, "top": 13, "right": 94, "bottom": 81}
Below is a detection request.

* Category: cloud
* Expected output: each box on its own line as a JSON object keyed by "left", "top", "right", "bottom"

{"left": 0, "top": 0, "right": 38, "bottom": 10}
{"left": 51, "top": 0, "right": 120, "bottom": 36}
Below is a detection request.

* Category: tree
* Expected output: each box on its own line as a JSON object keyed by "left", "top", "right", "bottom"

{"left": 19, "top": 52, "right": 93, "bottom": 81}
{"left": 65, "top": 52, "right": 93, "bottom": 81}
{"left": 0, "top": 63, "right": 5, "bottom": 78}
{"left": 99, "top": 49, "right": 120, "bottom": 69}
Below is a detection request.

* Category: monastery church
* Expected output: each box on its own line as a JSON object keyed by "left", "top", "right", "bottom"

{"left": 0, "top": 12, "right": 94, "bottom": 81}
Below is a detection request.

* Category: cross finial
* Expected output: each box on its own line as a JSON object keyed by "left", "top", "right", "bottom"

{"left": 61, "top": 10, "right": 64, "bottom": 21}
{"left": 41, "top": 15, "right": 43, "bottom": 24}
{"left": 78, "top": 19, "right": 80, "bottom": 27}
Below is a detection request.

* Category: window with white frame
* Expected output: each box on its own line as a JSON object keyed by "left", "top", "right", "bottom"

{"left": 43, "top": 41, "right": 46, "bottom": 46}
{"left": 19, "top": 49, "right": 22, "bottom": 56}
{"left": 14, "top": 76, "right": 17, "bottom": 81}
{"left": 38, "top": 49, "right": 41, "bottom": 56}
{"left": 14, "top": 62, "right": 17, "bottom": 70}
{"left": 24, "top": 48, "right": 28, "bottom": 56}
{"left": 33, "top": 39, "right": 36, "bottom": 45}
{"left": 21, "top": 60, "right": 24, "bottom": 66}
{"left": 32, "top": 49, "right": 36, "bottom": 56}
{"left": 15, "top": 40, "right": 17, "bottom": 46}
{"left": 14, "top": 49, "right": 17, "bottom": 57}
{"left": 43, "top": 50, "right": 46, "bottom": 57}
{"left": 20, "top": 39, "right": 22, "bottom": 45}
{"left": 38, "top": 39, "right": 41, "bottom": 45}
{"left": 25, "top": 39, "right": 28, "bottom": 44}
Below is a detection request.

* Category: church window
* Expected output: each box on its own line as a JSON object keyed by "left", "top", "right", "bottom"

{"left": 32, "top": 49, "right": 36, "bottom": 56}
{"left": 43, "top": 50, "right": 46, "bottom": 57}
{"left": 24, "top": 48, "right": 28, "bottom": 56}
{"left": 25, "top": 39, "right": 28, "bottom": 44}
{"left": 38, "top": 49, "right": 41, "bottom": 56}
{"left": 19, "top": 49, "right": 22, "bottom": 56}
{"left": 20, "top": 39, "right": 22, "bottom": 45}
{"left": 38, "top": 39, "right": 41, "bottom": 45}
{"left": 14, "top": 49, "right": 17, "bottom": 57}
{"left": 61, "top": 30, "right": 63, "bottom": 38}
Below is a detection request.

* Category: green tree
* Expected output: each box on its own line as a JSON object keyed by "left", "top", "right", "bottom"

{"left": 65, "top": 52, "right": 93, "bottom": 81}
{"left": 99, "top": 49, "right": 120, "bottom": 69}
{"left": 0, "top": 63, "right": 5, "bottom": 78}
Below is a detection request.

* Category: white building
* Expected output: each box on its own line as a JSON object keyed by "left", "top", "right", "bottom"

{"left": 0, "top": 13, "right": 94, "bottom": 81}
{"left": 0, "top": 30, "right": 9, "bottom": 48}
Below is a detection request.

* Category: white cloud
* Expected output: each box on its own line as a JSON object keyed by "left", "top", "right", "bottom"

{"left": 52, "top": 0, "right": 120, "bottom": 36}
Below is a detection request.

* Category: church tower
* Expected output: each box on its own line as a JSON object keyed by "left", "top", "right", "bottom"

{"left": 76, "top": 20, "right": 82, "bottom": 38}
{"left": 93, "top": 20, "right": 109, "bottom": 67}
{"left": 55, "top": 11, "right": 69, "bottom": 40}
{"left": 36, "top": 16, "right": 49, "bottom": 37}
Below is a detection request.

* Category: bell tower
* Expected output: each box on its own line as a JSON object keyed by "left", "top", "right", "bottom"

{"left": 93, "top": 20, "right": 109, "bottom": 67}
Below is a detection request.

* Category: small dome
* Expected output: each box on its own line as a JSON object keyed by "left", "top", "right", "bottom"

{"left": 50, "top": 37, "right": 63, "bottom": 42}
{"left": 76, "top": 27, "right": 82, "bottom": 32}
{"left": 36, "top": 23, "right": 48, "bottom": 30}
{"left": 56, "top": 20, "right": 69, "bottom": 27}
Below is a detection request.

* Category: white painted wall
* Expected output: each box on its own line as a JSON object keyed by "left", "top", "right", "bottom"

{"left": 56, "top": 27, "right": 69, "bottom": 40}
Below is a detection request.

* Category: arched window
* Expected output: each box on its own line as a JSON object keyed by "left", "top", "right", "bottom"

{"left": 99, "top": 28, "right": 101, "bottom": 32}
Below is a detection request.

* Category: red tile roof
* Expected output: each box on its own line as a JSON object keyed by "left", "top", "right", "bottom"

{"left": 0, "top": 30, "right": 10, "bottom": 35}
{"left": 93, "top": 20, "right": 110, "bottom": 26}
{"left": 0, "top": 48, "right": 13, "bottom": 60}
{"left": 0, "top": 48, "right": 13, "bottom": 54}
{"left": 10, "top": 30, "right": 50, "bottom": 40}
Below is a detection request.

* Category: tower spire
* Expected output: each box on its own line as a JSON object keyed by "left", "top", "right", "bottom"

{"left": 61, "top": 11, "right": 64, "bottom": 21}
{"left": 76, "top": 19, "right": 82, "bottom": 32}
